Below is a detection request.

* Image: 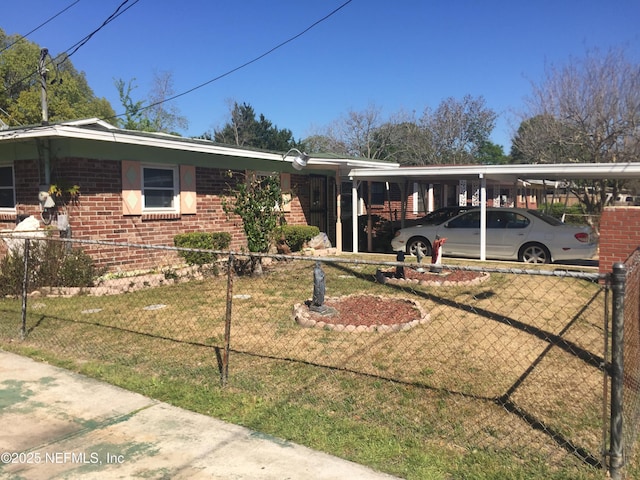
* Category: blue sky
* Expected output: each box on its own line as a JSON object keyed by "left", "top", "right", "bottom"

{"left": 2, "top": 0, "right": 639, "bottom": 151}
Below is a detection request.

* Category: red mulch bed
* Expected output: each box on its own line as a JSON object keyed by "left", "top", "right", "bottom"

{"left": 320, "top": 296, "right": 421, "bottom": 327}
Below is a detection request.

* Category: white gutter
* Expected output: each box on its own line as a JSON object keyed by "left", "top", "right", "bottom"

{"left": 348, "top": 162, "right": 640, "bottom": 181}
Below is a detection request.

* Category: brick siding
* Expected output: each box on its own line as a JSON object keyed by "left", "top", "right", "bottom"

{"left": 599, "top": 207, "right": 640, "bottom": 274}
{"left": 0, "top": 159, "right": 320, "bottom": 271}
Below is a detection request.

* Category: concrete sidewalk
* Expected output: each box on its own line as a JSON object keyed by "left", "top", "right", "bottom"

{"left": 0, "top": 351, "right": 401, "bottom": 479}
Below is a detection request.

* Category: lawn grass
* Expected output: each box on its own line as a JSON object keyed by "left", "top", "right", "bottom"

{"left": 0, "top": 256, "right": 614, "bottom": 479}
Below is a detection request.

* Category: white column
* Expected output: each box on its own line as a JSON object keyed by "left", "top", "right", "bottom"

{"left": 428, "top": 184, "right": 434, "bottom": 212}
{"left": 335, "top": 172, "right": 342, "bottom": 254}
{"left": 479, "top": 174, "right": 487, "bottom": 261}
{"left": 351, "top": 181, "right": 359, "bottom": 253}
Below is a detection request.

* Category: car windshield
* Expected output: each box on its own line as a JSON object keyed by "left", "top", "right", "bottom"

{"left": 527, "top": 209, "right": 564, "bottom": 226}
{"left": 422, "top": 207, "right": 469, "bottom": 225}
{"left": 424, "top": 210, "right": 452, "bottom": 224}
{"left": 447, "top": 211, "right": 480, "bottom": 228}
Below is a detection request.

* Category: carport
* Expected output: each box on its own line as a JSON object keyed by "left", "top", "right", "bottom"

{"left": 346, "top": 162, "right": 640, "bottom": 259}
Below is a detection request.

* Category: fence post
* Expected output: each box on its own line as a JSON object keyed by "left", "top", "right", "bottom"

{"left": 221, "top": 253, "right": 234, "bottom": 387}
{"left": 609, "top": 262, "right": 626, "bottom": 480}
{"left": 20, "top": 239, "right": 30, "bottom": 340}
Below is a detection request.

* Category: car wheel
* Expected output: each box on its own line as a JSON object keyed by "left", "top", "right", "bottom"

{"left": 407, "top": 237, "right": 432, "bottom": 258}
{"left": 518, "top": 243, "right": 551, "bottom": 264}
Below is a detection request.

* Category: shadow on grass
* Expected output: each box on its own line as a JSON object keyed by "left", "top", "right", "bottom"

{"left": 0, "top": 312, "right": 229, "bottom": 384}
{"left": 329, "top": 262, "right": 607, "bottom": 470}
{"left": 2, "top": 260, "right": 607, "bottom": 471}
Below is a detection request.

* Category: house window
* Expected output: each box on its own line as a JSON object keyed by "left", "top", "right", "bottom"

{"left": 0, "top": 165, "right": 16, "bottom": 211}
{"left": 142, "top": 165, "right": 179, "bottom": 211}
{"left": 371, "top": 182, "right": 385, "bottom": 205}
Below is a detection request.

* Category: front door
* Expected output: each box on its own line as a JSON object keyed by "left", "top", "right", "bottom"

{"left": 309, "top": 176, "right": 327, "bottom": 233}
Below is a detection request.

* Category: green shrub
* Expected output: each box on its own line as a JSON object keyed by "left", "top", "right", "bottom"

{"left": 222, "top": 174, "right": 283, "bottom": 254}
{"left": 55, "top": 246, "right": 101, "bottom": 287}
{"left": 278, "top": 225, "right": 320, "bottom": 252}
{"left": 0, "top": 250, "right": 28, "bottom": 296}
{"left": 211, "top": 232, "right": 232, "bottom": 249}
{"left": 539, "top": 203, "right": 588, "bottom": 225}
{"left": 0, "top": 240, "right": 101, "bottom": 295}
{"left": 173, "top": 232, "right": 231, "bottom": 266}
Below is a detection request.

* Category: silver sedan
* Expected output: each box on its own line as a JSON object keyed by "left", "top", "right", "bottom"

{"left": 390, "top": 208, "right": 597, "bottom": 264}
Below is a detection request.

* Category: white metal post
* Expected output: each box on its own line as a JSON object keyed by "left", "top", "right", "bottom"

{"left": 480, "top": 174, "right": 487, "bottom": 261}
{"left": 351, "top": 181, "right": 359, "bottom": 253}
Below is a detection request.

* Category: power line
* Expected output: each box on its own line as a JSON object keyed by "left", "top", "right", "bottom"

{"left": 2, "top": 0, "right": 139, "bottom": 101}
{"left": 3, "top": 0, "right": 353, "bottom": 130}
{"left": 119, "top": 0, "right": 354, "bottom": 121}
{"left": 62, "top": 0, "right": 139, "bottom": 61}
{"left": 0, "top": 0, "right": 82, "bottom": 55}
{"left": 0, "top": 107, "right": 21, "bottom": 128}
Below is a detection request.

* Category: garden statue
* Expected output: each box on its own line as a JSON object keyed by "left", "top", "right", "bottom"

{"left": 310, "top": 261, "right": 328, "bottom": 313}
{"left": 416, "top": 248, "right": 425, "bottom": 273}
{"left": 395, "top": 251, "right": 405, "bottom": 279}
{"left": 431, "top": 236, "right": 447, "bottom": 264}
{"left": 430, "top": 235, "right": 447, "bottom": 273}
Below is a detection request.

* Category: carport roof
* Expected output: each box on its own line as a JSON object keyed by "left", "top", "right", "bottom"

{"left": 347, "top": 162, "right": 640, "bottom": 183}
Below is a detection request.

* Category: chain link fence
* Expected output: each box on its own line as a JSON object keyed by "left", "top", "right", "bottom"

{"left": 621, "top": 250, "right": 640, "bottom": 476}
{"left": 0, "top": 235, "right": 633, "bottom": 478}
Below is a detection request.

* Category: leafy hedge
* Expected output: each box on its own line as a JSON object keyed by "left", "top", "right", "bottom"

{"left": 173, "top": 232, "right": 231, "bottom": 266}
{"left": 278, "top": 225, "right": 320, "bottom": 252}
{"left": 539, "top": 203, "right": 588, "bottom": 225}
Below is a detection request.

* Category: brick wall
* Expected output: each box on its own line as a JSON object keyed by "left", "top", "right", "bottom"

{"left": 1, "top": 158, "right": 320, "bottom": 271}
{"left": 599, "top": 206, "right": 640, "bottom": 274}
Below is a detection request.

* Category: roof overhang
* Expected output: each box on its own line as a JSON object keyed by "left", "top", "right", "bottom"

{"left": 347, "top": 162, "right": 640, "bottom": 184}
{"left": 0, "top": 118, "right": 398, "bottom": 176}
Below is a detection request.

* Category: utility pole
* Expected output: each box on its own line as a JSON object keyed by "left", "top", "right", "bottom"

{"left": 38, "top": 48, "right": 51, "bottom": 185}
{"left": 38, "top": 48, "right": 49, "bottom": 125}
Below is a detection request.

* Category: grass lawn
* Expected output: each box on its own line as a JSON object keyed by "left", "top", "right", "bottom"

{"left": 0, "top": 255, "right": 625, "bottom": 480}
